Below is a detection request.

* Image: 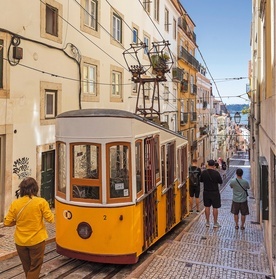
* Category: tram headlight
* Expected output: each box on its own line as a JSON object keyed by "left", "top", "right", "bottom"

{"left": 77, "top": 222, "right": 92, "bottom": 239}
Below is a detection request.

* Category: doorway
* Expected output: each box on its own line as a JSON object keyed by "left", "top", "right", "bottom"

{"left": 41, "top": 150, "right": 55, "bottom": 208}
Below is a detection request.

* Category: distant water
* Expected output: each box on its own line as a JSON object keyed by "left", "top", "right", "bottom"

{"left": 230, "top": 112, "right": 249, "bottom": 125}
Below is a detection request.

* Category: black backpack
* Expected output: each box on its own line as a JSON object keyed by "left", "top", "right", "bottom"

{"left": 189, "top": 167, "right": 200, "bottom": 187}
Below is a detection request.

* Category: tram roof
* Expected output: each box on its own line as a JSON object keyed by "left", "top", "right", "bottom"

{"left": 57, "top": 108, "right": 142, "bottom": 120}
{"left": 57, "top": 109, "right": 187, "bottom": 140}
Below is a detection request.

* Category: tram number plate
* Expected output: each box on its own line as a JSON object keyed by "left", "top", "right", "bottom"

{"left": 115, "top": 183, "right": 124, "bottom": 190}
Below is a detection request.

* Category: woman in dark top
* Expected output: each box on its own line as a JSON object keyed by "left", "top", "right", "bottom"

{"left": 200, "top": 160, "right": 223, "bottom": 228}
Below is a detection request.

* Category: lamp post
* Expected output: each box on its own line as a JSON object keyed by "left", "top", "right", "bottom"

{"left": 234, "top": 112, "right": 241, "bottom": 124}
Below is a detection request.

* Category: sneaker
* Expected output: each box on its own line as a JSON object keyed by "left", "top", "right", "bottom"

{"left": 196, "top": 210, "right": 200, "bottom": 214}
{"left": 205, "top": 222, "right": 210, "bottom": 227}
{"left": 189, "top": 210, "right": 193, "bottom": 213}
{"left": 213, "top": 222, "right": 221, "bottom": 228}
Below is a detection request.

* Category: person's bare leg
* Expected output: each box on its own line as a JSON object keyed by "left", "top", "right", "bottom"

{"left": 241, "top": 215, "right": 246, "bottom": 228}
{"left": 234, "top": 214, "right": 239, "bottom": 227}
{"left": 189, "top": 196, "right": 193, "bottom": 211}
{"left": 205, "top": 207, "right": 210, "bottom": 223}
{"left": 195, "top": 197, "right": 200, "bottom": 211}
{"left": 213, "top": 208, "right": 218, "bottom": 224}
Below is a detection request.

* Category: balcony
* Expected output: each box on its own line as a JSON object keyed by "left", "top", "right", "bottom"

{"left": 180, "top": 112, "right": 189, "bottom": 124}
{"left": 190, "top": 112, "right": 197, "bottom": 122}
{"left": 190, "top": 84, "right": 197, "bottom": 95}
{"left": 180, "top": 80, "right": 188, "bottom": 92}
{"left": 203, "top": 101, "right": 208, "bottom": 109}
{"left": 172, "top": 67, "right": 184, "bottom": 82}
{"left": 179, "top": 46, "right": 200, "bottom": 70}
{"left": 199, "top": 126, "right": 208, "bottom": 136}
{"left": 178, "top": 17, "right": 197, "bottom": 44}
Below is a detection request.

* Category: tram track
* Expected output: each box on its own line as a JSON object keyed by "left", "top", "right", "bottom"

{"left": 0, "top": 160, "right": 245, "bottom": 279}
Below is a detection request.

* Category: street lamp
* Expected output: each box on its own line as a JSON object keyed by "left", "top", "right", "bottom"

{"left": 234, "top": 112, "right": 241, "bottom": 124}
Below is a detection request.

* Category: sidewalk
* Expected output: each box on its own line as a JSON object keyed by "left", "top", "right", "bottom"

{"left": 127, "top": 157, "right": 274, "bottom": 279}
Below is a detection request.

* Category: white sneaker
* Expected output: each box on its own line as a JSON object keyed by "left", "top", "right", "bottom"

{"left": 205, "top": 222, "right": 210, "bottom": 227}
{"left": 213, "top": 222, "right": 221, "bottom": 228}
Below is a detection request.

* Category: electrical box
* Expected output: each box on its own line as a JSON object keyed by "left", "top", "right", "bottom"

{"left": 13, "top": 46, "right": 23, "bottom": 60}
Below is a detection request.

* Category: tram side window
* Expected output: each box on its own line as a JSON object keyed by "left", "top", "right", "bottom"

{"left": 71, "top": 143, "right": 101, "bottom": 201}
{"left": 167, "top": 141, "right": 176, "bottom": 187}
{"left": 178, "top": 145, "right": 188, "bottom": 185}
{"left": 154, "top": 136, "right": 160, "bottom": 183}
{"left": 56, "top": 141, "right": 66, "bottom": 197}
{"left": 135, "top": 140, "right": 143, "bottom": 197}
{"left": 161, "top": 145, "right": 166, "bottom": 190}
{"left": 107, "top": 142, "right": 132, "bottom": 202}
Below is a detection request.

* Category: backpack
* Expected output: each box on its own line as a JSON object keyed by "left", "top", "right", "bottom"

{"left": 222, "top": 162, "right": 226, "bottom": 170}
{"left": 189, "top": 167, "right": 200, "bottom": 187}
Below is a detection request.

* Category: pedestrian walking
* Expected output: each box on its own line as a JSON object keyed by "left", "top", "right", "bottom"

{"left": 4, "top": 177, "right": 55, "bottom": 279}
{"left": 189, "top": 159, "right": 201, "bottom": 213}
{"left": 200, "top": 159, "right": 223, "bottom": 228}
{"left": 229, "top": 168, "right": 250, "bottom": 230}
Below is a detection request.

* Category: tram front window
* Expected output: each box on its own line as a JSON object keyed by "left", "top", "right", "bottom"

{"left": 107, "top": 143, "right": 131, "bottom": 201}
{"left": 71, "top": 143, "right": 101, "bottom": 202}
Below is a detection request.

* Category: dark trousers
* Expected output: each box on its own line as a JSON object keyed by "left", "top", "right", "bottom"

{"left": 16, "top": 241, "right": 45, "bottom": 279}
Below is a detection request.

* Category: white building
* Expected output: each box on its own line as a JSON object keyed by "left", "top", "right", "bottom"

{"left": 0, "top": 0, "right": 183, "bottom": 219}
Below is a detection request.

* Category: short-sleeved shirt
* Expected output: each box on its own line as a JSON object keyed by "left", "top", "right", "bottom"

{"left": 200, "top": 169, "right": 223, "bottom": 192}
{"left": 230, "top": 178, "right": 250, "bottom": 203}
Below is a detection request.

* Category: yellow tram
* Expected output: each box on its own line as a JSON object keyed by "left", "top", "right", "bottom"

{"left": 55, "top": 109, "right": 189, "bottom": 264}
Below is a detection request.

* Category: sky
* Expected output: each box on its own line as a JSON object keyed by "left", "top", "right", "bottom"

{"left": 180, "top": 0, "right": 252, "bottom": 105}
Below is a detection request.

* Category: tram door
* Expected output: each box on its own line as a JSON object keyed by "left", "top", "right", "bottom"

{"left": 166, "top": 142, "right": 176, "bottom": 231}
{"left": 143, "top": 137, "right": 158, "bottom": 249}
{"left": 41, "top": 150, "right": 55, "bottom": 208}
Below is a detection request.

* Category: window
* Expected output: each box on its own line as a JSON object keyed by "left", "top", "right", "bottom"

{"left": 164, "top": 8, "right": 169, "bottom": 32}
{"left": 80, "top": 0, "right": 100, "bottom": 37}
{"left": 173, "top": 18, "right": 177, "bottom": 40}
{"left": 154, "top": 0, "right": 159, "bottom": 21}
{"left": 83, "top": 63, "right": 96, "bottom": 95}
{"left": 113, "top": 13, "right": 122, "bottom": 43}
{"left": 45, "top": 90, "right": 57, "bottom": 119}
{"left": 112, "top": 71, "right": 121, "bottom": 97}
{"left": 46, "top": 4, "right": 58, "bottom": 36}
{"left": 143, "top": 0, "right": 150, "bottom": 13}
{"left": 107, "top": 142, "right": 131, "bottom": 202}
{"left": 133, "top": 27, "right": 138, "bottom": 44}
{"left": 56, "top": 141, "right": 66, "bottom": 198}
{"left": 144, "top": 35, "right": 149, "bottom": 55}
{"left": 164, "top": 85, "right": 169, "bottom": 101}
{"left": 40, "top": 0, "right": 62, "bottom": 43}
{"left": 178, "top": 145, "right": 188, "bottom": 185}
{"left": 40, "top": 81, "right": 62, "bottom": 125}
{"left": 71, "top": 143, "right": 101, "bottom": 202}
{"left": 84, "top": 0, "right": 97, "bottom": 30}
{"left": 135, "top": 140, "right": 143, "bottom": 197}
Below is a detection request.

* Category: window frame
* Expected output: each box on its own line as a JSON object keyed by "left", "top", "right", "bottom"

{"left": 106, "top": 142, "right": 132, "bottom": 203}
{"left": 110, "top": 65, "right": 123, "bottom": 102}
{"left": 40, "top": 0, "right": 63, "bottom": 43}
{"left": 135, "top": 140, "right": 144, "bottom": 198}
{"left": 112, "top": 13, "right": 122, "bottom": 43}
{"left": 56, "top": 141, "right": 66, "bottom": 199}
{"left": 70, "top": 142, "right": 102, "bottom": 203}
{"left": 45, "top": 90, "right": 57, "bottom": 119}
{"left": 84, "top": 0, "right": 98, "bottom": 30}
{"left": 164, "top": 8, "right": 169, "bottom": 32}
{"left": 154, "top": 0, "right": 160, "bottom": 21}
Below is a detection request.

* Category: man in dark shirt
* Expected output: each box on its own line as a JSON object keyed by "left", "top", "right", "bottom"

{"left": 200, "top": 159, "right": 223, "bottom": 228}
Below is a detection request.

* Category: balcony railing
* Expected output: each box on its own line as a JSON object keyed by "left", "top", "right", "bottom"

{"left": 190, "top": 112, "right": 197, "bottom": 122}
{"left": 179, "top": 46, "right": 200, "bottom": 70}
{"left": 180, "top": 80, "right": 188, "bottom": 92}
{"left": 172, "top": 67, "right": 184, "bottom": 82}
{"left": 180, "top": 112, "right": 189, "bottom": 124}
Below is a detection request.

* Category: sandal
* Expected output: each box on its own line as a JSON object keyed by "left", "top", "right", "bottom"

{"left": 235, "top": 226, "right": 239, "bottom": 230}
{"left": 241, "top": 226, "right": 245, "bottom": 230}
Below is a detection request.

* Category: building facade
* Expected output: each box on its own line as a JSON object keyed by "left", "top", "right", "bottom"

{"left": 250, "top": 0, "right": 276, "bottom": 275}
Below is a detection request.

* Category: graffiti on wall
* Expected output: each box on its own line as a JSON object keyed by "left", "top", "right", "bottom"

{"left": 13, "top": 157, "right": 32, "bottom": 179}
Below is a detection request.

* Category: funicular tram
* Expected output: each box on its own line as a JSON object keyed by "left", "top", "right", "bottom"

{"left": 55, "top": 41, "right": 190, "bottom": 264}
